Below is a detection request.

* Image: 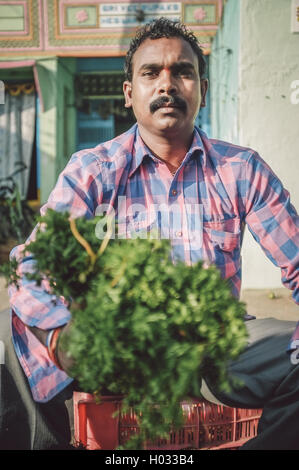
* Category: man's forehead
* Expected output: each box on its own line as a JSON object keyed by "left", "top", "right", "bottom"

{"left": 131, "top": 37, "right": 198, "bottom": 71}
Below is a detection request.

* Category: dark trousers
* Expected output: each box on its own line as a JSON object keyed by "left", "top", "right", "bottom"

{"left": 0, "top": 308, "right": 298, "bottom": 450}
{"left": 0, "top": 309, "right": 74, "bottom": 450}
{"left": 204, "top": 317, "right": 299, "bottom": 450}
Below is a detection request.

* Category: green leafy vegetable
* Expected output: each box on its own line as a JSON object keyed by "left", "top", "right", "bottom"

{"left": 6, "top": 209, "right": 248, "bottom": 449}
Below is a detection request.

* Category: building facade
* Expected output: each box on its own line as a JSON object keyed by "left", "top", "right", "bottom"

{"left": 0, "top": 0, "right": 222, "bottom": 204}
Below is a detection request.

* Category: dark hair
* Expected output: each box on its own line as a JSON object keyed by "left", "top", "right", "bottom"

{"left": 124, "top": 17, "right": 206, "bottom": 81}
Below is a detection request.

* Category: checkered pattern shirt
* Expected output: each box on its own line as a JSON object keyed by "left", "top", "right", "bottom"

{"left": 8, "top": 124, "right": 299, "bottom": 402}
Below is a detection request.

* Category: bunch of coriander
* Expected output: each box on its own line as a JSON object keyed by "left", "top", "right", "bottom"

{"left": 6, "top": 209, "right": 248, "bottom": 449}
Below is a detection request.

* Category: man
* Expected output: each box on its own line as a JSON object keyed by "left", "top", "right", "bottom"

{"left": 2, "top": 18, "right": 299, "bottom": 449}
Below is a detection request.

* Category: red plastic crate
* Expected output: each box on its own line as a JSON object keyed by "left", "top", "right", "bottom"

{"left": 197, "top": 401, "right": 262, "bottom": 449}
{"left": 73, "top": 392, "right": 262, "bottom": 450}
{"left": 119, "top": 401, "right": 200, "bottom": 450}
{"left": 73, "top": 392, "right": 123, "bottom": 450}
{"left": 73, "top": 392, "right": 199, "bottom": 450}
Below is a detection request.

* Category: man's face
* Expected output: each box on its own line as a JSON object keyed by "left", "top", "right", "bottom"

{"left": 123, "top": 36, "right": 208, "bottom": 139}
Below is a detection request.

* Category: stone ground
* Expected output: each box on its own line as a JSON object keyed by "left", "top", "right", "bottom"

{"left": 0, "top": 275, "right": 297, "bottom": 321}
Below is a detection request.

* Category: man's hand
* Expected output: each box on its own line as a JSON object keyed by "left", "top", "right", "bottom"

{"left": 27, "top": 322, "right": 74, "bottom": 375}
{"left": 56, "top": 322, "right": 75, "bottom": 374}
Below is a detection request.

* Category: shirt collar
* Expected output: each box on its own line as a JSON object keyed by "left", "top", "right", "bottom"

{"left": 128, "top": 125, "right": 205, "bottom": 178}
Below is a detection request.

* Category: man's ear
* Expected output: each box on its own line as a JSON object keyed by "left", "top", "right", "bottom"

{"left": 200, "top": 79, "right": 209, "bottom": 108}
{"left": 123, "top": 81, "right": 133, "bottom": 108}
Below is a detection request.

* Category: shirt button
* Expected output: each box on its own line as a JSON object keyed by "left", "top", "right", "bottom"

{"left": 171, "top": 189, "right": 177, "bottom": 196}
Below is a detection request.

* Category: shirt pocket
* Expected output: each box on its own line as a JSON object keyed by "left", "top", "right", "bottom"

{"left": 208, "top": 229, "right": 240, "bottom": 252}
{"left": 203, "top": 219, "right": 241, "bottom": 253}
{"left": 202, "top": 220, "right": 242, "bottom": 280}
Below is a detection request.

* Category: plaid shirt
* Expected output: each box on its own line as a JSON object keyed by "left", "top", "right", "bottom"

{"left": 9, "top": 124, "right": 299, "bottom": 402}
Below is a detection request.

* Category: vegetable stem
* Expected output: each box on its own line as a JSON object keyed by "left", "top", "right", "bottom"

{"left": 69, "top": 214, "right": 114, "bottom": 273}
{"left": 69, "top": 217, "right": 97, "bottom": 266}
{"left": 97, "top": 214, "right": 114, "bottom": 256}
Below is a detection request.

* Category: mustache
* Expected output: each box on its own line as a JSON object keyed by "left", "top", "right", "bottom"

{"left": 149, "top": 95, "right": 187, "bottom": 114}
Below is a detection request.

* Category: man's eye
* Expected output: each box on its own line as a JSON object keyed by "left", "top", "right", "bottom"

{"left": 177, "top": 69, "right": 194, "bottom": 78}
{"left": 142, "top": 71, "right": 158, "bottom": 77}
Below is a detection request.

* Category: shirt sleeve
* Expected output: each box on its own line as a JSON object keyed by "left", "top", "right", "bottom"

{"left": 244, "top": 151, "right": 299, "bottom": 305}
{"left": 9, "top": 152, "right": 100, "bottom": 329}
{"left": 8, "top": 151, "right": 103, "bottom": 402}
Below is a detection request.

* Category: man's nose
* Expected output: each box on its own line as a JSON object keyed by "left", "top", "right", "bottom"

{"left": 158, "top": 69, "right": 177, "bottom": 95}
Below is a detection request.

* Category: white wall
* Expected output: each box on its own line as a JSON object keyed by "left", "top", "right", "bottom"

{"left": 211, "top": 0, "right": 299, "bottom": 290}
{"left": 239, "top": 0, "right": 299, "bottom": 289}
